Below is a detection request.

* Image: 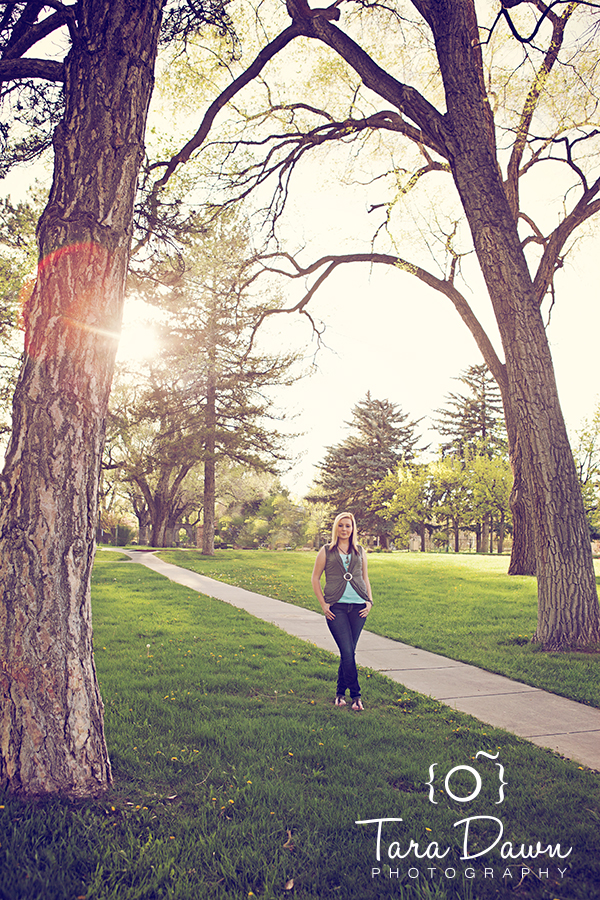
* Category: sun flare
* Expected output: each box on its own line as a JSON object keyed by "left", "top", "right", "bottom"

{"left": 116, "top": 322, "right": 160, "bottom": 363}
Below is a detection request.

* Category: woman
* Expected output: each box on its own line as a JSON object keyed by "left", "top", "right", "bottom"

{"left": 311, "top": 512, "right": 373, "bottom": 710}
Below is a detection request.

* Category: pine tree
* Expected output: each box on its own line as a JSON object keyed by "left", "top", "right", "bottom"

{"left": 432, "top": 364, "right": 509, "bottom": 551}
{"left": 432, "top": 364, "right": 506, "bottom": 458}
{"left": 315, "top": 392, "right": 422, "bottom": 546}
{"left": 109, "top": 215, "right": 300, "bottom": 551}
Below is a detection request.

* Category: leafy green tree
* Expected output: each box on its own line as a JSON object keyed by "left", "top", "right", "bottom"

{"left": 572, "top": 406, "right": 600, "bottom": 542}
{"left": 234, "top": 490, "right": 309, "bottom": 549}
{"left": 467, "top": 450, "right": 513, "bottom": 554}
{"left": 431, "top": 364, "right": 509, "bottom": 553}
{"left": 373, "top": 447, "right": 512, "bottom": 554}
{"left": 303, "top": 497, "right": 331, "bottom": 550}
{"left": 428, "top": 456, "right": 473, "bottom": 554}
{"left": 372, "top": 462, "right": 435, "bottom": 551}
{"left": 314, "top": 392, "right": 422, "bottom": 547}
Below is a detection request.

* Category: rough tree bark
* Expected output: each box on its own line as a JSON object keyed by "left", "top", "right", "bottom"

{"left": 0, "top": 0, "right": 163, "bottom": 796}
{"left": 504, "top": 397, "right": 537, "bottom": 575}
{"left": 419, "top": 0, "right": 598, "bottom": 647}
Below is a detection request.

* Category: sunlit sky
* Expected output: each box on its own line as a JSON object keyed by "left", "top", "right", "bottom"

{"left": 116, "top": 225, "right": 599, "bottom": 499}
{"left": 3, "top": 7, "right": 599, "bottom": 500}
{"left": 6, "top": 164, "right": 598, "bottom": 503}
{"left": 256, "top": 240, "right": 600, "bottom": 497}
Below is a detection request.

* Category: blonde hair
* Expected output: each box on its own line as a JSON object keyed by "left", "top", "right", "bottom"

{"left": 330, "top": 512, "right": 360, "bottom": 553}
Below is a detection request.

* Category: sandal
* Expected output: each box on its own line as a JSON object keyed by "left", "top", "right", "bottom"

{"left": 334, "top": 696, "right": 347, "bottom": 707}
{"left": 351, "top": 698, "right": 364, "bottom": 711}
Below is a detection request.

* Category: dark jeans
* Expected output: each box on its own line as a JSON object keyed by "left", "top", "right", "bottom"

{"left": 326, "top": 602, "right": 366, "bottom": 699}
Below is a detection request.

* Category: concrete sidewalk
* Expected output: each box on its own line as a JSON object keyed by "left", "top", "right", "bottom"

{"left": 121, "top": 549, "right": 600, "bottom": 771}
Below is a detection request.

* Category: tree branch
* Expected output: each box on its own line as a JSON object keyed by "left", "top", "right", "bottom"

{"left": 250, "top": 250, "right": 508, "bottom": 392}
{"left": 297, "top": 14, "right": 450, "bottom": 159}
{"left": 505, "top": 1, "right": 576, "bottom": 218}
{"left": 1, "top": 8, "right": 70, "bottom": 60}
{"left": 151, "top": 23, "right": 303, "bottom": 188}
{"left": 151, "top": 4, "right": 449, "bottom": 201}
{"left": 533, "top": 177, "right": 600, "bottom": 305}
{"left": 185, "top": 110, "right": 448, "bottom": 235}
{"left": 0, "top": 57, "right": 64, "bottom": 82}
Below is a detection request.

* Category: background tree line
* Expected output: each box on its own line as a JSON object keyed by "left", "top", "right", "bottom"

{"left": 98, "top": 361, "right": 600, "bottom": 557}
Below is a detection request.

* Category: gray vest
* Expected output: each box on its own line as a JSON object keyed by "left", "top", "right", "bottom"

{"left": 323, "top": 544, "right": 370, "bottom": 604}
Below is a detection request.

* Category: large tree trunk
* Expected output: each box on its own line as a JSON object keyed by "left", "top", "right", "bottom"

{"left": 505, "top": 402, "right": 537, "bottom": 575}
{"left": 481, "top": 514, "right": 490, "bottom": 555}
{"left": 151, "top": 511, "right": 171, "bottom": 548}
{"left": 0, "top": 0, "right": 163, "bottom": 797}
{"left": 427, "top": 0, "right": 600, "bottom": 649}
{"left": 150, "top": 493, "right": 176, "bottom": 548}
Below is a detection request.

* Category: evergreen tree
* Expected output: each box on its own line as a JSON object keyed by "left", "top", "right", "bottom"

{"left": 432, "top": 364, "right": 506, "bottom": 458}
{"left": 431, "top": 364, "right": 508, "bottom": 551}
{"left": 108, "top": 215, "right": 301, "bottom": 550}
{"left": 314, "top": 393, "right": 422, "bottom": 546}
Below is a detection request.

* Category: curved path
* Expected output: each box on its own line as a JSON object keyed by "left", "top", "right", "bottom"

{"left": 118, "top": 549, "right": 600, "bottom": 771}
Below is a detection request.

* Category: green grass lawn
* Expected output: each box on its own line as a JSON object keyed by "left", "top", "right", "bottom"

{"left": 157, "top": 550, "right": 600, "bottom": 708}
{"left": 1, "top": 553, "right": 599, "bottom": 900}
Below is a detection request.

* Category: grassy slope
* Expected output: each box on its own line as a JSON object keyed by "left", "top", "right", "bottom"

{"left": 157, "top": 550, "right": 600, "bottom": 708}
{"left": 0, "top": 554, "right": 598, "bottom": 900}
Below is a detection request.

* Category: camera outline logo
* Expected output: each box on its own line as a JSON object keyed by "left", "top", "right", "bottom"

{"left": 426, "top": 750, "right": 508, "bottom": 805}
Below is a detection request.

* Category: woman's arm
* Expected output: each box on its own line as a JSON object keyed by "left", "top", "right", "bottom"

{"left": 311, "top": 547, "right": 335, "bottom": 620}
{"left": 359, "top": 548, "right": 374, "bottom": 618}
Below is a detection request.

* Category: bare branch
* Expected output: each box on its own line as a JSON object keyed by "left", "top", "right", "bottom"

{"left": 533, "top": 176, "right": 600, "bottom": 304}
{"left": 248, "top": 250, "right": 507, "bottom": 391}
{"left": 549, "top": 131, "right": 600, "bottom": 192}
{"left": 151, "top": 23, "right": 303, "bottom": 187}
{"left": 499, "top": 0, "right": 576, "bottom": 46}
{"left": 297, "top": 14, "right": 449, "bottom": 159}
{"left": 519, "top": 211, "right": 546, "bottom": 248}
{"left": 1, "top": 8, "right": 71, "bottom": 60}
{"left": 211, "top": 110, "right": 444, "bottom": 226}
{"left": 0, "top": 57, "right": 64, "bottom": 82}
{"left": 505, "top": 1, "right": 577, "bottom": 218}
{"left": 151, "top": 2, "right": 449, "bottom": 205}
